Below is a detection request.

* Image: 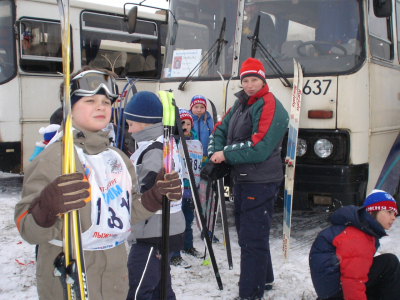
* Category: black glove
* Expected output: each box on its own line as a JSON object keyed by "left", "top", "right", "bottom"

{"left": 28, "top": 173, "right": 90, "bottom": 228}
{"left": 141, "top": 168, "right": 182, "bottom": 212}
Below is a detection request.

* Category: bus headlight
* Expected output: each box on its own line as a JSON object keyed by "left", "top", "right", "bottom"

{"left": 297, "top": 138, "right": 307, "bottom": 156}
{"left": 314, "top": 139, "right": 333, "bottom": 158}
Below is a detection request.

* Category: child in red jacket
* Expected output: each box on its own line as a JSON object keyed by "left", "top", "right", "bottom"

{"left": 309, "top": 189, "right": 400, "bottom": 300}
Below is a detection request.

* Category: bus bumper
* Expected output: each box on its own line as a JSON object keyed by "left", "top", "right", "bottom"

{"left": 278, "top": 163, "right": 369, "bottom": 211}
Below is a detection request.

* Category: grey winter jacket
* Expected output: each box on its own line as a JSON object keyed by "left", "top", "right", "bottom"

{"left": 127, "top": 123, "right": 185, "bottom": 251}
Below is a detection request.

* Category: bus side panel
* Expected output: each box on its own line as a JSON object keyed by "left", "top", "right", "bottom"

{"left": 337, "top": 62, "right": 370, "bottom": 165}
{"left": 17, "top": 1, "right": 60, "bottom": 21}
{"left": 0, "top": 77, "right": 21, "bottom": 142}
{"left": 136, "top": 81, "right": 158, "bottom": 95}
{"left": 0, "top": 77, "right": 22, "bottom": 173}
{"left": 368, "top": 62, "right": 400, "bottom": 193}
{"left": 370, "top": 64, "right": 400, "bottom": 130}
{"left": 370, "top": 131, "right": 400, "bottom": 195}
{"left": 20, "top": 76, "right": 61, "bottom": 171}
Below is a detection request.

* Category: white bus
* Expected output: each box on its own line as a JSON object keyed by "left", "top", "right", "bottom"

{"left": 0, "top": 0, "right": 167, "bottom": 173}
{"left": 155, "top": 0, "right": 400, "bottom": 209}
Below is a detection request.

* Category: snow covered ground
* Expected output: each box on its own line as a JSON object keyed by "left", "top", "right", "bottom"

{"left": 1, "top": 179, "right": 399, "bottom": 300}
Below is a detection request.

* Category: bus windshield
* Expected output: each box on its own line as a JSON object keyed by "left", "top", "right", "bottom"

{"left": 241, "top": 0, "right": 364, "bottom": 77}
{"left": 162, "top": 0, "right": 238, "bottom": 79}
{"left": 163, "top": 0, "right": 364, "bottom": 80}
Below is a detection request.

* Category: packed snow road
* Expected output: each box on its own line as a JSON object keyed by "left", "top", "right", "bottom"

{"left": 1, "top": 177, "right": 399, "bottom": 300}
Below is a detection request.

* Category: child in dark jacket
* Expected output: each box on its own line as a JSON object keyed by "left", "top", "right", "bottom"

{"left": 309, "top": 189, "right": 400, "bottom": 300}
{"left": 124, "top": 91, "right": 185, "bottom": 300}
{"left": 171, "top": 109, "right": 204, "bottom": 268}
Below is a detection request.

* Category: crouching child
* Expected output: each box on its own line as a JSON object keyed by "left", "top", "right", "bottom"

{"left": 309, "top": 189, "right": 400, "bottom": 300}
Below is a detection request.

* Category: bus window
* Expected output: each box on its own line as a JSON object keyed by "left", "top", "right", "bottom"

{"left": 240, "top": 0, "right": 364, "bottom": 77}
{"left": 0, "top": 0, "right": 17, "bottom": 85}
{"left": 81, "top": 12, "right": 161, "bottom": 78}
{"left": 19, "top": 18, "right": 71, "bottom": 73}
{"left": 162, "top": 0, "right": 238, "bottom": 79}
{"left": 396, "top": 0, "right": 400, "bottom": 62}
{"left": 368, "top": 0, "right": 393, "bottom": 61}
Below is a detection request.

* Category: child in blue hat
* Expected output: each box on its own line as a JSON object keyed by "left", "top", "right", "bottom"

{"left": 124, "top": 91, "right": 185, "bottom": 299}
{"left": 309, "top": 189, "right": 400, "bottom": 300}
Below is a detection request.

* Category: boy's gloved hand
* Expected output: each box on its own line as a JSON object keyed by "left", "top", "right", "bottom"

{"left": 28, "top": 173, "right": 89, "bottom": 228}
{"left": 157, "top": 170, "right": 182, "bottom": 201}
{"left": 141, "top": 168, "right": 182, "bottom": 212}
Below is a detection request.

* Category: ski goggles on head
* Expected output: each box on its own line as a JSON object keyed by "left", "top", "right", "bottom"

{"left": 70, "top": 70, "right": 119, "bottom": 102}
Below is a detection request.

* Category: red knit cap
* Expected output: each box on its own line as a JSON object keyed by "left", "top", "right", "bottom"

{"left": 240, "top": 58, "right": 266, "bottom": 83}
{"left": 190, "top": 95, "right": 207, "bottom": 111}
{"left": 179, "top": 108, "right": 193, "bottom": 127}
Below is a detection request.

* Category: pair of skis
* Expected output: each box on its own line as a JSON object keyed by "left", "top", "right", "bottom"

{"left": 159, "top": 91, "right": 176, "bottom": 300}
{"left": 55, "top": 0, "right": 89, "bottom": 299}
{"left": 208, "top": 98, "right": 233, "bottom": 270}
{"left": 282, "top": 59, "right": 303, "bottom": 263}
{"left": 159, "top": 91, "right": 224, "bottom": 292}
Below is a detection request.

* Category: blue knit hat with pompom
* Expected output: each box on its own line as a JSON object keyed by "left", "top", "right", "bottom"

{"left": 364, "top": 189, "right": 398, "bottom": 215}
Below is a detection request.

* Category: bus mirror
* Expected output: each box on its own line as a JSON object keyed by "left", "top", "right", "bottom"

{"left": 373, "top": 0, "right": 392, "bottom": 18}
{"left": 170, "top": 21, "right": 178, "bottom": 45}
{"left": 126, "top": 6, "right": 138, "bottom": 34}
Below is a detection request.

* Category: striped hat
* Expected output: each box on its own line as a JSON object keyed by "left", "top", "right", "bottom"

{"left": 240, "top": 57, "right": 266, "bottom": 83}
{"left": 364, "top": 189, "right": 398, "bottom": 215}
{"left": 190, "top": 95, "right": 207, "bottom": 111}
{"left": 124, "top": 91, "right": 162, "bottom": 123}
{"left": 179, "top": 108, "right": 193, "bottom": 127}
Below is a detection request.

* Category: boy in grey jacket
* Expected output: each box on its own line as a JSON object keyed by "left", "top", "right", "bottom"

{"left": 125, "top": 91, "right": 185, "bottom": 300}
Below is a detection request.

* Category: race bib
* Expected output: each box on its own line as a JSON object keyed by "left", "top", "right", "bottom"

{"left": 76, "top": 147, "right": 132, "bottom": 250}
{"left": 178, "top": 140, "right": 203, "bottom": 186}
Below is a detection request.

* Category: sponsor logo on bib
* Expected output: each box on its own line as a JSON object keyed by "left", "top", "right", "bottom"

{"left": 108, "top": 158, "right": 122, "bottom": 174}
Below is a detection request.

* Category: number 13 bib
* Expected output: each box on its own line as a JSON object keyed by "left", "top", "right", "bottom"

{"left": 76, "top": 147, "right": 132, "bottom": 250}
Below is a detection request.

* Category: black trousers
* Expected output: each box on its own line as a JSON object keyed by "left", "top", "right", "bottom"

{"left": 234, "top": 182, "right": 280, "bottom": 299}
{"left": 319, "top": 253, "right": 400, "bottom": 300}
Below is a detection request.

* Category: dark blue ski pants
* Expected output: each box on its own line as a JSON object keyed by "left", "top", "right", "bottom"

{"left": 234, "top": 182, "right": 280, "bottom": 299}
{"left": 126, "top": 243, "right": 176, "bottom": 300}
{"left": 172, "top": 198, "right": 194, "bottom": 258}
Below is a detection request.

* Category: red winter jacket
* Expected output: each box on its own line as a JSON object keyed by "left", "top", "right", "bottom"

{"left": 309, "top": 206, "right": 386, "bottom": 299}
